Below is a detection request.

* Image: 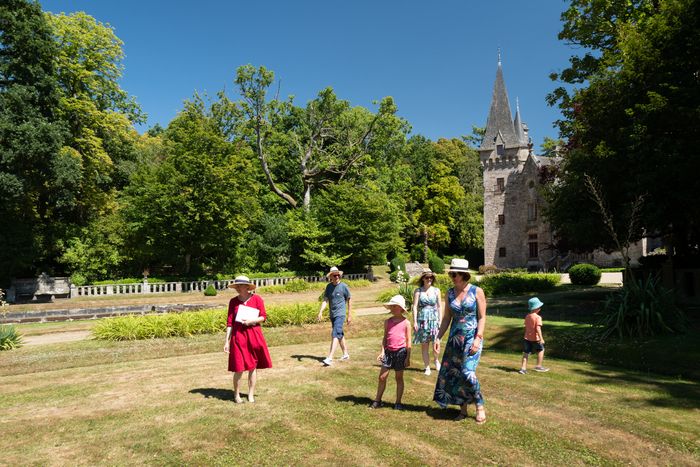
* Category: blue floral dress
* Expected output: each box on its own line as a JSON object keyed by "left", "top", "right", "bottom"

{"left": 433, "top": 284, "right": 485, "bottom": 408}
{"left": 412, "top": 286, "right": 440, "bottom": 344}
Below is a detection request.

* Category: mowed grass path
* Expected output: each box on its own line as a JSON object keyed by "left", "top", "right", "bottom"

{"left": 1, "top": 315, "right": 698, "bottom": 466}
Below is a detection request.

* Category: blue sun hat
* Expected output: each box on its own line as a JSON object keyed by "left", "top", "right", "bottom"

{"left": 528, "top": 297, "right": 544, "bottom": 311}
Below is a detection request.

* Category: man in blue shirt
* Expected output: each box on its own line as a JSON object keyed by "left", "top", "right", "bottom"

{"left": 317, "top": 266, "right": 352, "bottom": 366}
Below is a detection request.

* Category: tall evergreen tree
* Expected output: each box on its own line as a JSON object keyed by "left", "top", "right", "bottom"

{"left": 0, "top": 0, "right": 65, "bottom": 283}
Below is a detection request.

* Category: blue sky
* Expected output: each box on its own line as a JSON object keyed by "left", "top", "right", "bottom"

{"left": 40, "top": 0, "right": 576, "bottom": 150}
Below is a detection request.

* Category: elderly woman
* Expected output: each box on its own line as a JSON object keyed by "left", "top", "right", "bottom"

{"left": 433, "top": 258, "right": 487, "bottom": 423}
{"left": 223, "top": 275, "right": 272, "bottom": 403}
{"left": 412, "top": 268, "right": 442, "bottom": 375}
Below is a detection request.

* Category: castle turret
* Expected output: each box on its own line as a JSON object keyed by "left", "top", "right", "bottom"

{"left": 480, "top": 58, "right": 539, "bottom": 269}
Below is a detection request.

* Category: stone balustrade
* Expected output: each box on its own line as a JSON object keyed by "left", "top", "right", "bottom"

{"left": 69, "top": 273, "right": 369, "bottom": 298}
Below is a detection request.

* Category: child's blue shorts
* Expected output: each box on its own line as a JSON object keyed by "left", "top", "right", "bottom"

{"left": 523, "top": 339, "right": 545, "bottom": 354}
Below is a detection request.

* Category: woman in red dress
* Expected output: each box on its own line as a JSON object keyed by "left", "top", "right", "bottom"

{"left": 223, "top": 275, "right": 272, "bottom": 403}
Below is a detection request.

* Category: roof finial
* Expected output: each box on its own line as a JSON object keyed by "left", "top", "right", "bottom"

{"left": 516, "top": 96, "right": 520, "bottom": 111}
{"left": 497, "top": 48, "right": 501, "bottom": 66}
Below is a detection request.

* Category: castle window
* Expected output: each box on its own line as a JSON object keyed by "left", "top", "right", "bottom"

{"left": 497, "top": 144, "right": 505, "bottom": 156}
{"left": 529, "top": 242, "right": 539, "bottom": 258}
{"left": 528, "top": 233, "right": 538, "bottom": 240}
{"left": 497, "top": 178, "right": 505, "bottom": 193}
{"left": 499, "top": 247, "right": 506, "bottom": 258}
{"left": 498, "top": 214, "right": 505, "bottom": 226}
{"left": 528, "top": 203, "right": 537, "bottom": 221}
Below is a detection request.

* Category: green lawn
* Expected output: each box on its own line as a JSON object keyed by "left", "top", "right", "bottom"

{"left": 1, "top": 312, "right": 699, "bottom": 465}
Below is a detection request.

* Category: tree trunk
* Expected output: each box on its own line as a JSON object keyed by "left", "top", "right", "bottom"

{"left": 303, "top": 184, "right": 312, "bottom": 212}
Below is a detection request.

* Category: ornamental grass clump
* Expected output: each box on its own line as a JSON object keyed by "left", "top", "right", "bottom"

{"left": 0, "top": 325, "right": 23, "bottom": 350}
{"left": 598, "top": 275, "right": 688, "bottom": 340}
{"left": 264, "top": 303, "right": 319, "bottom": 327}
{"left": 568, "top": 263, "right": 602, "bottom": 286}
{"left": 93, "top": 310, "right": 227, "bottom": 341}
{"left": 93, "top": 302, "right": 321, "bottom": 340}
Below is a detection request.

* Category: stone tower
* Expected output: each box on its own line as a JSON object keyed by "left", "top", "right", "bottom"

{"left": 479, "top": 60, "right": 552, "bottom": 269}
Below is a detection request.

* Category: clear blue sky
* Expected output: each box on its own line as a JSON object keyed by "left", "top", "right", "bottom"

{"left": 40, "top": 0, "right": 575, "bottom": 150}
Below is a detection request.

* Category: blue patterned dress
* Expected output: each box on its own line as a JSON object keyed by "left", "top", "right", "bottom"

{"left": 433, "top": 284, "right": 485, "bottom": 407}
{"left": 412, "top": 286, "right": 440, "bottom": 344}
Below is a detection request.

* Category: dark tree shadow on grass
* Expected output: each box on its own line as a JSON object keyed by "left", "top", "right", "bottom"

{"left": 189, "top": 388, "right": 247, "bottom": 402}
{"left": 491, "top": 365, "right": 522, "bottom": 374}
{"left": 335, "top": 395, "right": 445, "bottom": 415}
{"left": 571, "top": 367, "right": 700, "bottom": 409}
{"left": 290, "top": 354, "right": 325, "bottom": 363}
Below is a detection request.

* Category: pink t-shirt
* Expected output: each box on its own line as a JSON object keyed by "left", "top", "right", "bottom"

{"left": 524, "top": 312, "right": 542, "bottom": 341}
{"left": 386, "top": 317, "right": 408, "bottom": 351}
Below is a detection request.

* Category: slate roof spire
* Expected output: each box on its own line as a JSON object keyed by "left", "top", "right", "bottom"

{"left": 480, "top": 57, "right": 521, "bottom": 150}
{"left": 513, "top": 97, "right": 527, "bottom": 145}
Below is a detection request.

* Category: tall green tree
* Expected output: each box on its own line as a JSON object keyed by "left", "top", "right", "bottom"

{"left": 547, "top": 0, "right": 700, "bottom": 256}
{"left": 0, "top": 0, "right": 65, "bottom": 282}
{"left": 313, "top": 181, "right": 403, "bottom": 271}
{"left": 232, "top": 65, "right": 403, "bottom": 210}
{"left": 121, "top": 96, "right": 260, "bottom": 275}
{"left": 46, "top": 11, "right": 144, "bottom": 224}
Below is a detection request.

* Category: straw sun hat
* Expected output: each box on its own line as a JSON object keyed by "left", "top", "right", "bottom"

{"left": 227, "top": 275, "right": 257, "bottom": 291}
{"left": 326, "top": 266, "right": 343, "bottom": 278}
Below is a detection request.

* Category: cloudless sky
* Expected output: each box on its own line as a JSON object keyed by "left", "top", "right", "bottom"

{"left": 40, "top": 0, "right": 576, "bottom": 150}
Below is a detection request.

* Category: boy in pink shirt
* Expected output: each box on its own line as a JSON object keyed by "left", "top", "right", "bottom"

{"left": 370, "top": 295, "right": 412, "bottom": 410}
{"left": 519, "top": 297, "right": 549, "bottom": 374}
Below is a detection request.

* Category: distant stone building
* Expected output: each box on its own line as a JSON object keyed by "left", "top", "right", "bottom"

{"left": 479, "top": 60, "right": 656, "bottom": 270}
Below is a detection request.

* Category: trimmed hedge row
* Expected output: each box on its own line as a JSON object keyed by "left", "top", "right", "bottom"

{"left": 260, "top": 278, "right": 371, "bottom": 294}
{"left": 478, "top": 272, "right": 560, "bottom": 296}
{"left": 93, "top": 303, "right": 320, "bottom": 341}
{"left": 380, "top": 272, "right": 560, "bottom": 303}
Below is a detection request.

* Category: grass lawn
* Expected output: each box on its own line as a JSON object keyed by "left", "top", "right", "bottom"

{"left": 1, "top": 312, "right": 699, "bottom": 465}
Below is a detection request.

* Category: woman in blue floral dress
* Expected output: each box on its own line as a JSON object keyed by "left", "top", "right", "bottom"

{"left": 433, "top": 258, "right": 487, "bottom": 423}
{"left": 412, "top": 269, "right": 442, "bottom": 375}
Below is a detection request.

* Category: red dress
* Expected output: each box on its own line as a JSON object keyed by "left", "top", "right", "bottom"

{"left": 227, "top": 294, "right": 272, "bottom": 372}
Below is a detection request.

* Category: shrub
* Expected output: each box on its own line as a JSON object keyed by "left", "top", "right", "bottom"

{"left": 203, "top": 285, "right": 217, "bottom": 296}
{"left": 409, "top": 244, "right": 428, "bottom": 262}
{"left": 389, "top": 270, "right": 401, "bottom": 283}
{"left": 598, "top": 275, "right": 688, "bottom": 339}
{"left": 478, "top": 264, "right": 499, "bottom": 275}
{"left": 0, "top": 325, "right": 24, "bottom": 350}
{"left": 428, "top": 254, "right": 445, "bottom": 274}
{"left": 569, "top": 263, "right": 601, "bottom": 286}
{"left": 70, "top": 273, "right": 87, "bottom": 286}
{"left": 389, "top": 255, "right": 406, "bottom": 273}
{"left": 477, "top": 272, "right": 560, "bottom": 296}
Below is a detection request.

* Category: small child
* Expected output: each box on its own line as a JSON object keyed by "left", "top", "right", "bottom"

{"left": 370, "top": 294, "right": 412, "bottom": 410}
{"left": 519, "top": 297, "right": 549, "bottom": 374}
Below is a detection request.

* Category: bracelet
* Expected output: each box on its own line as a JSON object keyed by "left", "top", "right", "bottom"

{"left": 476, "top": 334, "right": 483, "bottom": 339}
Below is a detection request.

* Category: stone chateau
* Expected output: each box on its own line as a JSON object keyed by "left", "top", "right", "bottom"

{"left": 479, "top": 60, "right": 654, "bottom": 270}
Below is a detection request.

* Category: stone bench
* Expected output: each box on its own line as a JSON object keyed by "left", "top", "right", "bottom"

{"left": 7, "top": 274, "right": 71, "bottom": 303}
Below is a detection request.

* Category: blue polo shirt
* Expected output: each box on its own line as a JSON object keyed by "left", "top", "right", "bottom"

{"left": 324, "top": 282, "right": 351, "bottom": 318}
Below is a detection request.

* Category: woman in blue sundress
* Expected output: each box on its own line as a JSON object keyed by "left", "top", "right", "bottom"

{"left": 433, "top": 258, "right": 487, "bottom": 423}
{"left": 412, "top": 268, "right": 442, "bottom": 375}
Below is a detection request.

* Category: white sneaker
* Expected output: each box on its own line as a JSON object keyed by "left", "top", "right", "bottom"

{"left": 341, "top": 354, "right": 350, "bottom": 361}
{"left": 424, "top": 367, "right": 431, "bottom": 376}
{"left": 322, "top": 357, "right": 332, "bottom": 366}
{"left": 434, "top": 360, "right": 441, "bottom": 372}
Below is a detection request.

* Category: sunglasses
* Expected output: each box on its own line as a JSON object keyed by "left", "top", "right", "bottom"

{"left": 448, "top": 272, "right": 458, "bottom": 278}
